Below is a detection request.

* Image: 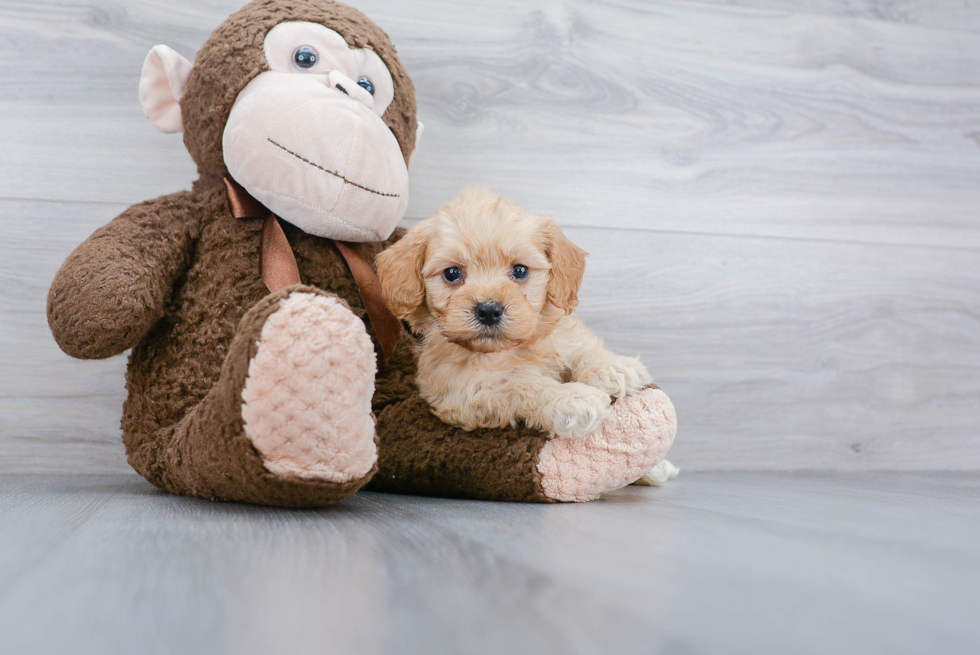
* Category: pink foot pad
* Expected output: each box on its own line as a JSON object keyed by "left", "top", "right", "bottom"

{"left": 241, "top": 292, "right": 378, "bottom": 483}
{"left": 537, "top": 387, "right": 677, "bottom": 502}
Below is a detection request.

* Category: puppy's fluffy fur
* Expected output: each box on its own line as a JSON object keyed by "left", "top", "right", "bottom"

{"left": 376, "top": 187, "right": 652, "bottom": 439}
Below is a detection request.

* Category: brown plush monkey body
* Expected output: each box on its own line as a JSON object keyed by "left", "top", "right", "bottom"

{"left": 47, "top": 0, "right": 676, "bottom": 506}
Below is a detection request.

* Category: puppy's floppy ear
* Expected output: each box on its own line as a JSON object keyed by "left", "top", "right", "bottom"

{"left": 376, "top": 225, "right": 429, "bottom": 319}
{"left": 543, "top": 217, "right": 587, "bottom": 314}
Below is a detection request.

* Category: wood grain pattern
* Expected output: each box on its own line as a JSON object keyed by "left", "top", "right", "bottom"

{"left": 1, "top": 0, "right": 979, "bottom": 472}
{"left": 3, "top": 0, "right": 980, "bottom": 246}
{"left": 696, "top": 0, "right": 980, "bottom": 32}
{"left": 1, "top": 472, "right": 978, "bottom": 654}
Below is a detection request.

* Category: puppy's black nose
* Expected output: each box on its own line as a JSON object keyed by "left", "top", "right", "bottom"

{"left": 474, "top": 302, "right": 504, "bottom": 327}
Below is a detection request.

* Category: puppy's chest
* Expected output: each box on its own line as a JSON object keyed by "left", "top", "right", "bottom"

{"left": 487, "top": 341, "right": 568, "bottom": 380}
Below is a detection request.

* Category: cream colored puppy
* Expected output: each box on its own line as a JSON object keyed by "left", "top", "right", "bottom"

{"left": 376, "top": 187, "right": 652, "bottom": 439}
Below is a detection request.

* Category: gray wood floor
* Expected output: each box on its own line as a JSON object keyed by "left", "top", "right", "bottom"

{"left": 1, "top": 472, "right": 977, "bottom": 655}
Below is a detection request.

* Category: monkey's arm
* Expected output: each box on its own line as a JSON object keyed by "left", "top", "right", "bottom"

{"left": 370, "top": 386, "right": 676, "bottom": 503}
{"left": 47, "top": 191, "right": 201, "bottom": 359}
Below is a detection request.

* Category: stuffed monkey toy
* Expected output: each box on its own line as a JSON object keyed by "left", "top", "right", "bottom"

{"left": 47, "top": 0, "right": 677, "bottom": 506}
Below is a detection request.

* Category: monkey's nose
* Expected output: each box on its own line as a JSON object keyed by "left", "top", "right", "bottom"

{"left": 474, "top": 302, "right": 505, "bottom": 327}
{"left": 327, "top": 71, "right": 374, "bottom": 109}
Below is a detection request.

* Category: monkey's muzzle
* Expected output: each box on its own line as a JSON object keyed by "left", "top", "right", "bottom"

{"left": 223, "top": 71, "right": 410, "bottom": 242}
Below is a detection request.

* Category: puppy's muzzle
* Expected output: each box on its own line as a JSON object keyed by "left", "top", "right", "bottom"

{"left": 474, "top": 301, "right": 504, "bottom": 328}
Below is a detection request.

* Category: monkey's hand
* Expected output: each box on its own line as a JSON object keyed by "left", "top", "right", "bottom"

{"left": 48, "top": 192, "right": 199, "bottom": 360}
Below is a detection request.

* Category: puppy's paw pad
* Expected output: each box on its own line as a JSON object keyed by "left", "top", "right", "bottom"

{"left": 552, "top": 384, "right": 612, "bottom": 439}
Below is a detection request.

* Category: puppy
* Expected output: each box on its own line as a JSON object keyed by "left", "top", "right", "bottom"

{"left": 376, "top": 187, "right": 653, "bottom": 439}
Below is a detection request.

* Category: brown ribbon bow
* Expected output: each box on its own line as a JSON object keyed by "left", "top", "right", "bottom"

{"left": 224, "top": 177, "right": 402, "bottom": 366}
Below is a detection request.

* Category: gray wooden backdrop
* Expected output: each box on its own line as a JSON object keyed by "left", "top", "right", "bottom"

{"left": 2, "top": 0, "right": 978, "bottom": 474}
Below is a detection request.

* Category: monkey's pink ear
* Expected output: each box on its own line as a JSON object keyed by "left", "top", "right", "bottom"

{"left": 139, "top": 45, "right": 194, "bottom": 134}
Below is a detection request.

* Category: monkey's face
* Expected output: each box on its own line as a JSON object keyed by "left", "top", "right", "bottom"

{"left": 222, "top": 22, "right": 410, "bottom": 241}
{"left": 138, "top": 1, "right": 421, "bottom": 243}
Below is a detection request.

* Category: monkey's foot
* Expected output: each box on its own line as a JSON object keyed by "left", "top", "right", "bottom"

{"left": 241, "top": 292, "right": 378, "bottom": 483}
{"left": 536, "top": 387, "right": 677, "bottom": 502}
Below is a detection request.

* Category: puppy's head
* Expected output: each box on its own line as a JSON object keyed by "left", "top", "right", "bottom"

{"left": 377, "top": 187, "right": 587, "bottom": 353}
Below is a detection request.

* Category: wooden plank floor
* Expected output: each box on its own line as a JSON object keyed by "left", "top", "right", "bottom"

{"left": 2, "top": 0, "right": 980, "bottom": 473}
{"left": 0, "top": 472, "right": 977, "bottom": 654}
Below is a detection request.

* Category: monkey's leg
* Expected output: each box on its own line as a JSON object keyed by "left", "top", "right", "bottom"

{"left": 368, "top": 387, "right": 677, "bottom": 502}
{"left": 127, "top": 285, "right": 378, "bottom": 507}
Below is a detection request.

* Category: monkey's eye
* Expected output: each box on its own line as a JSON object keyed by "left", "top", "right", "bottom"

{"left": 356, "top": 76, "right": 375, "bottom": 96}
{"left": 511, "top": 264, "right": 530, "bottom": 280}
{"left": 443, "top": 267, "right": 463, "bottom": 283}
{"left": 291, "top": 45, "right": 319, "bottom": 71}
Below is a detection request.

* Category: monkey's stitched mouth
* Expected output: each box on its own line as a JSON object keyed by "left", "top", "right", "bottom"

{"left": 267, "top": 138, "right": 400, "bottom": 199}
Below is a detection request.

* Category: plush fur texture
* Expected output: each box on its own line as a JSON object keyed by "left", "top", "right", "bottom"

{"left": 47, "top": 0, "right": 677, "bottom": 506}
{"left": 376, "top": 187, "right": 653, "bottom": 439}
{"left": 241, "top": 292, "right": 378, "bottom": 482}
{"left": 368, "top": 394, "right": 551, "bottom": 502}
{"left": 48, "top": 177, "right": 421, "bottom": 505}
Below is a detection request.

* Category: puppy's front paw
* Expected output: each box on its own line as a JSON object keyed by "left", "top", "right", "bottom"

{"left": 550, "top": 383, "right": 612, "bottom": 439}
{"left": 580, "top": 356, "right": 653, "bottom": 399}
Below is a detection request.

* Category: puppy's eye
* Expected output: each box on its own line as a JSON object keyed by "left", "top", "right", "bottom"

{"left": 443, "top": 267, "right": 463, "bottom": 283}
{"left": 511, "top": 264, "right": 529, "bottom": 280}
